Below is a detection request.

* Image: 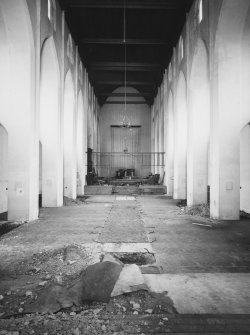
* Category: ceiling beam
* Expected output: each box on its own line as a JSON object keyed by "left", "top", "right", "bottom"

{"left": 79, "top": 38, "right": 168, "bottom": 45}
{"left": 66, "top": 1, "right": 185, "bottom": 10}
{"left": 103, "top": 101, "right": 149, "bottom": 105}
{"left": 88, "top": 62, "right": 162, "bottom": 67}
{"left": 98, "top": 92, "right": 152, "bottom": 97}
{"left": 88, "top": 66, "right": 162, "bottom": 72}
{"left": 87, "top": 62, "right": 162, "bottom": 72}
{"left": 95, "top": 81, "right": 157, "bottom": 86}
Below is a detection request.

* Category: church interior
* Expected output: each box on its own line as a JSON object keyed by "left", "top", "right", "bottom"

{"left": 1, "top": 0, "right": 250, "bottom": 333}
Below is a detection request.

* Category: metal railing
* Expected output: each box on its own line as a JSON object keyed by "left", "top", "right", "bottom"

{"left": 86, "top": 151, "right": 165, "bottom": 180}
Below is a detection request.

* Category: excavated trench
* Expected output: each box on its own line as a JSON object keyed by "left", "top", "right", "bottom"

{"left": 110, "top": 252, "right": 156, "bottom": 265}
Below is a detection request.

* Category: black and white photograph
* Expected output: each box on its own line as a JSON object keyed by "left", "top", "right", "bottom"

{"left": 0, "top": 0, "right": 250, "bottom": 334}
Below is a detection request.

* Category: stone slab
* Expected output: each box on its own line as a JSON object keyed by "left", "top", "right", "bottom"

{"left": 143, "top": 273, "right": 250, "bottom": 314}
{"left": 84, "top": 186, "right": 113, "bottom": 195}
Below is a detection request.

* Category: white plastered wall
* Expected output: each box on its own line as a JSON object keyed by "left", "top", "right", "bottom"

{"left": 0, "top": 124, "right": 8, "bottom": 216}
{"left": 187, "top": 39, "right": 210, "bottom": 206}
{"left": 77, "top": 90, "right": 85, "bottom": 195}
{"left": 0, "top": 0, "right": 38, "bottom": 221}
{"left": 63, "top": 70, "right": 77, "bottom": 199}
{"left": 240, "top": 7, "right": 250, "bottom": 214}
{"left": 210, "top": 0, "right": 250, "bottom": 220}
{"left": 165, "top": 91, "right": 174, "bottom": 196}
{"left": 40, "top": 37, "right": 63, "bottom": 207}
{"left": 174, "top": 72, "right": 187, "bottom": 200}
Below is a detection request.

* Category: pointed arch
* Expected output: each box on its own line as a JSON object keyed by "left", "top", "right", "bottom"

{"left": 174, "top": 71, "right": 187, "bottom": 200}
{"left": 77, "top": 90, "right": 85, "bottom": 195}
{"left": 210, "top": 0, "right": 250, "bottom": 219}
{"left": 63, "top": 70, "right": 77, "bottom": 199}
{"left": 187, "top": 38, "right": 210, "bottom": 206}
{"left": 40, "top": 36, "right": 63, "bottom": 207}
{"left": 0, "top": 0, "right": 37, "bottom": 221}
{"left": 165, "top": 91, "right": 174, "bottom": 196}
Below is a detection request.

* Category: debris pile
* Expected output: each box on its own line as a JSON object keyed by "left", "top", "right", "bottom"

{"left": 179, "top": 203, "right": 210, "bottom": 218}
{"left": 17, "top": 254, "right": 149, "bottom": 314}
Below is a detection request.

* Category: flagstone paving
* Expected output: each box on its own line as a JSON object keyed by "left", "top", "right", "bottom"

{"left": 98, "top": 196, "right": 148, "bottom": 243}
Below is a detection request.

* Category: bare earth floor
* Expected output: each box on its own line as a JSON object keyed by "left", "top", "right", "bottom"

{"left": 0, "top": 195, "right": 250, "bottom": 334}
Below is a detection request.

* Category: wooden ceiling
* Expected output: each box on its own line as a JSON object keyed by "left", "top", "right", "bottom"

{"left": 58, "top": 0, "right": 193, "bottom": 106}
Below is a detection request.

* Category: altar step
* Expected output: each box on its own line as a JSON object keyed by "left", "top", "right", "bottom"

{"left": 84, "top": 185, "right": 167, "bottom": 196}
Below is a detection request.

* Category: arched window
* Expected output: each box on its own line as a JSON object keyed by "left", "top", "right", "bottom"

{"left": 179, "top": 36, "right": 184, "bottom": 61}
{"left": 47, "top": 0, "right": 57, "bottom": 31}
{"left": 198, "top": 0, "right": 203, "bottom": 23}
{"left": 47, "top": 0, "right": 52, "bottom": 20}
{"left": 168, "top": 63, "right": 172, "bottom": 82}
{"left": 67, "top": 35, "right": 74, "bottom": 64}
{"left": 79, "top": 62, "right": 83, "bottom": 84}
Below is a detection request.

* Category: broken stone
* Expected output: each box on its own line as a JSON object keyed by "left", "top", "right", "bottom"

{"left": 18, "top": 255, "right": 155, "bottom": 315}
{"left": 101, "top": 254, "right": 123, "bottom": 265}
{"left": 18, "top": 307, "right": 24, "bottom": 313}
{"left": 68, "top": 260, "right": 77, "bottom": 265}
{"left": 133, "top": 311, "right": 139, "bottom": 315}
{"left": 38, "top": 281, "right": 47, "bottom": 287}
{"left": 54, "top": 275, "right": 63, "bottom": 284}
{"left": 145, "top": 309, "right": 153, "bottom": 314}
{"left": 162, "top": 317, "right": 169, "bottom": 321}
{"left": 111, "top": 264, "right": 148, "bottom": 297}
{"left": 92, "top": 308, "right": 102, "bottom": 315}
{"left": 6, "top": 291, "right": 11, "bottom": 296}
{"left": 101, "top": 325, "right": 106, "bottom": 331}
{"left": 72, "top": 329, "right": 80, "bottom": 335}
{"left": 192, "top": 222, "right": 212, "bottom": 228}
{"left": 130, "top": 301, "right": 140, "bottom": 310}
{"left": 25, "top": 290, "right": 33, "bottom": 297}
{"left": 0, "top": 295, "right": 3, "bottom": 301}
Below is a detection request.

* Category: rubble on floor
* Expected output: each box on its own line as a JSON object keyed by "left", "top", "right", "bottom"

{"left": 3, "top": 254, "right": 161, "bottom": 315}
{"left": 0, "top": 253, "right": 177, "bottom": 334}
{"left": 179, "top": 203, "right": 210, "bottom": 218}
{"left": 240, "top": 210, "right": 250, "bottom": 218}
{"left": 0, "top": 288, "right": 177, "bottom": 335}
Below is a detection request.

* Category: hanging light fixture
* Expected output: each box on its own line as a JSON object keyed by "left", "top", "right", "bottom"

{"left": 120, "top": 0, "right": 131, "bottom": 128}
